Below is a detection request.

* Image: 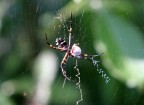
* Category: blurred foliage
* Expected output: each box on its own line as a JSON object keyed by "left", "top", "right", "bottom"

{"left": 0, "top": 0, "right": 144, "bottom": 105}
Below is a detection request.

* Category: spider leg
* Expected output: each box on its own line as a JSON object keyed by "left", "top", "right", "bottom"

{"left": 60, "top": 13, "right": 73, "bottom": 81}
{"left": 81, "top": 53, "right": 103, "bottom": 59}
{"left": 68, "top": 12, "right": 72, "bottom": 48}
{"left": 61, "top": 51, "right": 71, "bottom": 80}
{"left": 80, "top": 53, "right": 103, "bottom": 65}
{"left": 60, "top": 12, "right": 72, "bottom": 81}
{"left": 45, "top": 34, "right": 66, "bottom": 51}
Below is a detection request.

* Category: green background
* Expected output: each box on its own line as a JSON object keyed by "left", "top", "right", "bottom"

{"left": 0, "top": 0, "right": 144, "bottom": 105}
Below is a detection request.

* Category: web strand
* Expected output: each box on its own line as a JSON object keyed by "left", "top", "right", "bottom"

{"left": 74, "top": 60, "right": 83, "bottom": 105}
{"left": 91, "top": 56, "right": 110, "bottom": 84}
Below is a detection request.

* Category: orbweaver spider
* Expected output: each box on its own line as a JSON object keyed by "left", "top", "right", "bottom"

{"left": 45, "top": 12, "right": 109, "bottom": 83}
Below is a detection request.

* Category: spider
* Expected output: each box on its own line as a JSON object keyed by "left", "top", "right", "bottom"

{"left": 45, "top": 12, "right": 102, "bottom": 81}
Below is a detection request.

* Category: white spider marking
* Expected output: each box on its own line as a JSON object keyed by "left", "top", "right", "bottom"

{"left": 70, "top": 44, "right": 81, "bottom": 58}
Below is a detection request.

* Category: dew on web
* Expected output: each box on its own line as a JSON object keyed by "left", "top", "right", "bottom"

{"left": 54, "top": 12, "right": 69, "bottom": 40}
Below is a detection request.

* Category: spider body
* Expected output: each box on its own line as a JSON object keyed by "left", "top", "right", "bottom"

{"left": 55, "top": 38, "right": 68, "bottom": 49}
{"left": 70, "top": 44, "right": 81, "bottom": 58}
{"left": 55, "top": 37, "right": 82, "bottom": 58}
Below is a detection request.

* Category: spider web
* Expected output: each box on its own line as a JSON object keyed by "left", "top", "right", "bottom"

{"left": 1, "top": 0, "right": 144, "bottom": 105}
{"left": 46, "top": 8, "right": 110, "bottom": 105}
{"left": 53, "top": 11, "right": 85, "bottom": 105}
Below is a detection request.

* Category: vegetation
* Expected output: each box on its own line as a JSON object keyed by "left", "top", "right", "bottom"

{"left": 0, "top": 0, "right": 144, "bottom": 105}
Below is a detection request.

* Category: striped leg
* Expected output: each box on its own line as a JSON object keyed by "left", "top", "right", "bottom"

{"left": 61, "top": 51, "right": 71, "bottom": 81}
{"left": 81, "top": 53, "right": 103, "bottom": 59}
{"left": 80, "top": 53, "right": 103, "bottom": 65}
{"left": 45, "top": 34, "right": 66, "bottom": 51}
{"left": 60, "top": 12, "right": 72, "bottom": 81}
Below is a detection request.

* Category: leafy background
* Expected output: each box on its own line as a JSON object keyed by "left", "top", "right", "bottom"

{"left": 0, "top": 0, "right": 144, "bottom": 105}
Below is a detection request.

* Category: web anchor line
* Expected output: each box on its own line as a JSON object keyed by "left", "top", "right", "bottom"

{"left": 91, "top": 56, "right": 110, "bottom": 84}
{"left": 74, "top": 60, "right": 83, "bottom": 105}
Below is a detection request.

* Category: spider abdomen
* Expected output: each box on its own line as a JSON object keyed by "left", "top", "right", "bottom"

{"left": 70, "top": 44, "right": 81, "bottom": 58}
{"left": 55, "top": 38, "right": 67, "bottom": 48}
